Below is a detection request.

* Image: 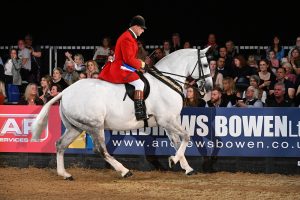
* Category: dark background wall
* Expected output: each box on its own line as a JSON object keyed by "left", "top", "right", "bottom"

{"left": 0, "top": 0, "right": 298, "bottom": 45}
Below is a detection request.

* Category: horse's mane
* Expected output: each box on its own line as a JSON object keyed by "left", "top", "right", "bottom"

{"left": 155, "top": 49, "right": 196, "bottom": 68}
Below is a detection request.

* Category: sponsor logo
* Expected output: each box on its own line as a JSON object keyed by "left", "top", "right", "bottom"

{"left": 0, "top": 114, "right": 48, "bottom": 143}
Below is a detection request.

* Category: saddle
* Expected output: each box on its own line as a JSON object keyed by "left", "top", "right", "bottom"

{"left": 124, "top": 71, "right": 150, "bottom": 101}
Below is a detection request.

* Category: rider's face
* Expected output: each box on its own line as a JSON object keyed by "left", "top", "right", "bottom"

{"left": 136, "top": 26, "right": 144, "bottom": 36}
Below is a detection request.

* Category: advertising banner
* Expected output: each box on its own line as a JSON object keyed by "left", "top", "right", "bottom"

{"left": 0, "top": 106, "right": 61, "bottom": 153}
{"left": 104, "top": 108, "right": 300, "bottom": 157}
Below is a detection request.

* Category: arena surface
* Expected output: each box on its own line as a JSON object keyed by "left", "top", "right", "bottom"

{"left": 0, "top": 167, "right": 299, "bottom": 200}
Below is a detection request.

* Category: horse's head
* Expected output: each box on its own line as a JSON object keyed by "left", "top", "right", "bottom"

{"left": 188, "top": 46, "right": 213, "bottom": 92}
{"left": 154, "top": 47, "right": 213, "bottom": 93}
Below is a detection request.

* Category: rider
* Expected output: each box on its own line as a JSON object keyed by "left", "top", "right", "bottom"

{"left": 99, "top": 15, "right": 150, "bottom": 121}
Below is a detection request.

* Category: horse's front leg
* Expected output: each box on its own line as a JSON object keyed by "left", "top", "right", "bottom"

{"left": 160, "top": 117, "right": 195, "bottom": 175}
{"left": 166, "top": 130, "right": 195, "bottom": 175}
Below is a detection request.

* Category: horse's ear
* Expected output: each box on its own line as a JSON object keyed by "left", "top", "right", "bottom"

{"left": 200, "top": 46, "right": 211, "bottom": 54}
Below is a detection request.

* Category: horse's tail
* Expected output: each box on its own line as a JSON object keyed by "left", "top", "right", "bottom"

{"left": 31, "top": 92, "right": 63, "bottom": 141}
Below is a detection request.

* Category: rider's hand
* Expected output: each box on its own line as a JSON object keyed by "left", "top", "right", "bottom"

{"left": 145, "top": 56, "right": 151, "bottom": 65}
{"left": 139, "top": 68, "right": 146, "bottom": 73}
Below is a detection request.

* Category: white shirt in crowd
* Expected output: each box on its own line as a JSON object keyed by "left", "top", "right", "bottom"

{"left": 93, "top": 46, "right": 111, "bottom": 60}
{"left": 18, "top": 48, "right": 31, "bottom": 70}
{"left": 4, "top": 59, "right": 13, "bottom": 75}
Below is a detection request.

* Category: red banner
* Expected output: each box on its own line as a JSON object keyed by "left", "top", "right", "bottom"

{"left": 0, "top": 106, "right": 61, "bottom": 153}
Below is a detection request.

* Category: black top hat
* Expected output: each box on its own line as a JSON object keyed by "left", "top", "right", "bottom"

{"left": 130, "top": 15, "right": 147, "bottom": 29}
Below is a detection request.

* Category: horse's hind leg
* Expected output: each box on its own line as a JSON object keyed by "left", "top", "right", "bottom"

{"left": 166, "top": 129, "right": 195, "bottom": 175}
{"left": 89, "top": 129, "right": 132, "bottom": 178}
{"left": 56, "top": 127, "right": 81, "bottom": 180}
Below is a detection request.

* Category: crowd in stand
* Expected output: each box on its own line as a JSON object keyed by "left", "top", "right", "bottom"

{"left": 0, "top": 33, "right": 299, "bottom": 107}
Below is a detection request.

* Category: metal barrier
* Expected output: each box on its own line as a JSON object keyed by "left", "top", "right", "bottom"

{"left": 0, "top": 45, "right": 295, "bottom": 76}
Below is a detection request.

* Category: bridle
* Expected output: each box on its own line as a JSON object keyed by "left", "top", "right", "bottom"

{"left": 158, "top": 49, "right": 210, "bottom": 93}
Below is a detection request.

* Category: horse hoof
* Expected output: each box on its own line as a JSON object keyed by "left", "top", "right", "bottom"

{"left": 123, "top": 171, "right": 133, "bottom": 178}
{"left": 186, "top": 170, "right": 197, "bottom": 176}
{"left": 64, "top": 176, "right": 74, "bottom": 181}
{"left": 168, "top": 156, "right": 175, "bottom": 168}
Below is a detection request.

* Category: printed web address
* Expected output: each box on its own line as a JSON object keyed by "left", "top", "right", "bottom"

{"left": 111, "top": 140, "right": 300, "bottom": 149}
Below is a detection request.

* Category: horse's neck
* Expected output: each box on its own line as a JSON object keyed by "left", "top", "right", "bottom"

{"left": 154, "top": 59, "right": 188, "bottom": 88}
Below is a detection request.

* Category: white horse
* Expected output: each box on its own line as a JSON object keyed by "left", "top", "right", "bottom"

{"left": 31, "top": 47, "right": 212, "bottom": 180}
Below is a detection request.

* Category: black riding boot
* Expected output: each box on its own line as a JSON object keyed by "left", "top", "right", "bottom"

{"left": 134, "top": 90, "right": 148, "bottom": 121}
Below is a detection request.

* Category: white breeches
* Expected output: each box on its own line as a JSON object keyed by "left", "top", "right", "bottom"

{"left": 129, "top": 79, "right": 144, "bottom": 90}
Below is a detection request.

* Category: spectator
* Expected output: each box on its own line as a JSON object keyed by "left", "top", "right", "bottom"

{"left": 206, "top": 86, "right": 229, "bottom": 107}
{"left": 258, "top": 59, "right": 276, "bottom": 92}
{"left": 93, "top": 36, "right": 114, "bottom": 68}
{"left": 0, "top": 81, "right": 6, "bottom": 104}
{"left": 78, "top": 72, "right": 87, "bottom": 80}
{"left": 183, "top": 41, "right": 192, "bottom": 49}
{"left": 266, "top": 82, "right": 293, "bottom": 107}
{"left": 162, "top": 40, "right": 172, "bottom": 55}
{"left": 25, "top": 34, "right": 42, "bottom": 83}
{"left": 18, "top": 39, "right": 31, "bottom": 83}
{"left": 63, "top": 60, "right": 79, "bottom": 85}
{"left": 39, "top": 75, "right": 52, "bottom": 104}
{"left": 52, "top": 67, "right": 69, "bottom": 90}
{"left": 232, "top": 55, "right": 257, "bottom": 94}
{"left": 222, "top": 77, "right": 238, "bottom": 106}
{"left": 235, "top": 86, "right": 263, "bottom": 108}
{"left": 0, "top": 57, "right": 4, "bottom": 82}
{"left": 225, "top": 40, "right": 237, "bottom": 59}
{"left": 288, "top": 36, "right": 300, "bottom": 59}
{"left": 266, "top": 35, "right": 285, "bottom": 61}
{"left": 150, "top": 48, "right": 165, "bottom": 65}
{"left": 137, "top": 39, "right": 148, "bottom": 61}
{"left": 91, "top": 72, "right": 99, "bottom": 79}
{"left": 171, "top": 33, "right": 182, "bottom": 52}
{"left": 289, "top": 47, "right": 300, "bottom": 76}
{"left": 205, "top": 33, "right": 218, "bottom": 60}
{"left": 65, "top": 52, "right": 86, "bottom": 72}
{"left": 219, "top": 46, "right": 233, "bottom": 69}
{"left": 243, "top": 75, "right": 267, "bottom": 104}
{"left": 268, "top": 50, "right": 280, "bottom": 71}
{"left": 209, "top": 59, "right": 223, "bottom": 88}
{"left": 47, "top": 84, "right": 62, "bottom": 105}
{"left": 86, "top": 60, "right": 99, "bottom": 78}
{"left": 269, "top": 67, "right": 295, "bottom": 99}
{"left": 184, "top": 86, "right": 206, "bottom": 107}
{"left": 282, "top": 62, "right": 297, "bottom": 84}
{"left": 247, "top": 54, "right": 258, "bottom": 69}
{"left": 216, "top": 57, "right": 231, "bottom": 78}
{"left": 18, "top": 83, "right": 43, "bottom": 105}
{"left": 4, "top": 48, "right": 22, "bottom": 86}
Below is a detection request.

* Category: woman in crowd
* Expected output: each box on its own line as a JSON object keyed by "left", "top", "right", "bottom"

{"left": 18, "top": 83, "right": 44, "bottom": 105}
{"left": 267, "top": 35, "right": 285, "bottom": 61}
{"left": 47, "top": 84, "right": 62, "bottom": 105}
{"left": 235, "top": 86, "right": 263, "bottom": 108}
{"left": 282, "top": 62, "right": 297, "bottom": 84}
{"left": 209, "top": 59, "right": 223, "bottom": 88}
{"left": 4, "top": 48, "right": 22, "bottom": 86}
{"left": 184, "top": 86, "right": 206, "bottom": 107}
{"left": 222, "top": 77, "right": 238, "bottom": 106}
{"left": 93, "top": 36, "right": 114, "bottom": 68}
{"left": 258, "top": 59, "right": 276, "bottom": 92}
{"left": 85, "top": 60, "right": 99, "bottom": 78}
{"left": 39, "top": 75, "right": 52, "bottom": 103}
{"left": 52, "top": 67, "right": 69, "bottom": 90}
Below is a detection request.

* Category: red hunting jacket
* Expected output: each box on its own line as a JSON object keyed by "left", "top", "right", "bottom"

{"left": 99, "top": 29, "right": 144, "bottom": 83}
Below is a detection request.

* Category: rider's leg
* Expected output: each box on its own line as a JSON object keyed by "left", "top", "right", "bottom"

{"left": 129, "top": 79, "right": 148, "bottom": 120}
